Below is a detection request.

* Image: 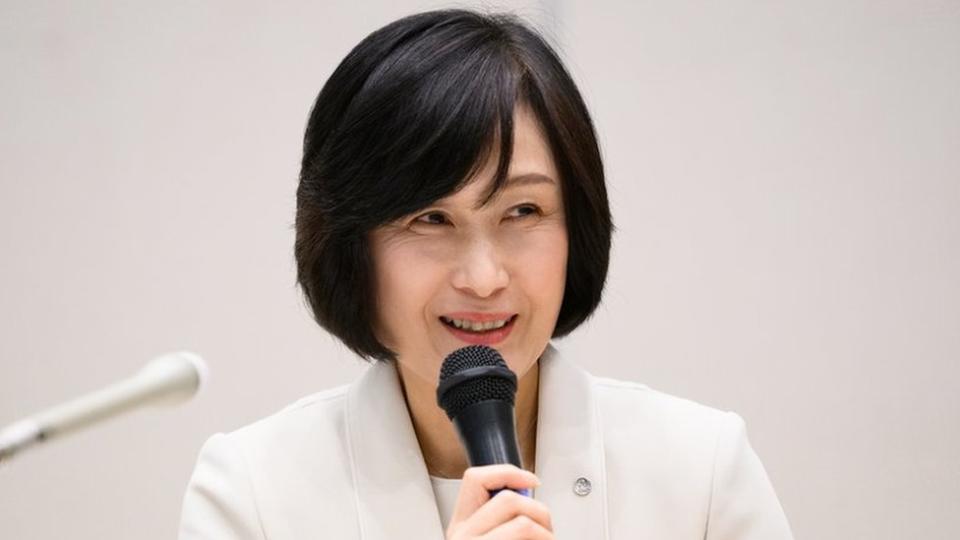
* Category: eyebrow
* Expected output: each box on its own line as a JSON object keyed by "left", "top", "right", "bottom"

{"left": 471, "top": 172, "right": 557, "bottom": 209}
{"left": 504, "top": 173, "right": 557, "bottom": 187}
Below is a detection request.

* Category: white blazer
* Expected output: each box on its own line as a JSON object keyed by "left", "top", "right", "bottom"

{"left": 179, "top": 345, "right": 794, "bottom": 539}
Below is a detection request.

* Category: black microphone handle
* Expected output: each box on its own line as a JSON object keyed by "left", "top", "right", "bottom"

{"left": 452, "top": 400, "right": 523, "bottom": 468}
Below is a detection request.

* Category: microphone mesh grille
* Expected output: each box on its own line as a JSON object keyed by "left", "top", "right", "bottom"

{"left": 437, "top": 345, "right": 517, "bottom": 419}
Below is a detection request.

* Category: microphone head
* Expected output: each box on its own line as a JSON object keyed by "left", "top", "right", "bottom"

{"left": 436, "top": 345, "right": 518, "bottom": 420}
{"left": 139, "top": 351, "right": 209, "bottom": 404}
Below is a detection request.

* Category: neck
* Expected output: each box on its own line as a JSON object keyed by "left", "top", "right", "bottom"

{"left": 396, "top": 360, "right": 540, "bottom": 479}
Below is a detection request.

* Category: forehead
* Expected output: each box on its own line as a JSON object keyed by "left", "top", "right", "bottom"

{"left": 447, "top": 105, "right": 560, "bottom": 207}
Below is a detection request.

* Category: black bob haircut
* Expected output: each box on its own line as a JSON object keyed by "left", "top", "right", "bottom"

{"left": 295, "top": 9, "right": 612, "bottom": 361}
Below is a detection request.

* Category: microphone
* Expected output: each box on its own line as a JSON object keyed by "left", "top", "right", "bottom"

{"left": 0, "top": 351, "right": 208, "bottom": 464}
{"left": 436, "top": 345, "right": 529, "bottom": 496}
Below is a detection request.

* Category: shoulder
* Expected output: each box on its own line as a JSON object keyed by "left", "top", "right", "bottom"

{"left": 543, "top": 344, "right": 734, "bottom": 443}
{"left": 585, "top": 372, "right": 793, "bottom": 538}
{"left": 590, "top": 373, "right": 749, "bottom": 464}
{"left": 180, "top": 385, "right": 357, "bottom": 538}
{"left": 219, "top": 383, "right": 352, "bottom": 466}
{"left": 231, "top": 384, "right": 350, "bottom": 439}
{"left": 591, "top": 374, "right": 737, "bottom": 438}
{"left": 588, "top": 373, "right": 745, "bottom": 509}
{"left": 542, "top": 345, "right": 739, "bottom": 469}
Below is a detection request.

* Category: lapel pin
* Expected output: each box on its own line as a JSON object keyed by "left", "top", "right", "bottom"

{"left": 573, "top": 477, "right": 592, "bottom": 496}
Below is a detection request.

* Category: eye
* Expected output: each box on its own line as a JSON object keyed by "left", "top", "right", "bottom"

{"left": 413, "top": 211, "right": 450, "bottom": 226}
{"left": 506, "top": 204, "right": 542, "bottom": 220}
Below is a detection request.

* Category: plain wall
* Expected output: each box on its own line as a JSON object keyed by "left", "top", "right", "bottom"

{"left": 1, "top": 1, "right": 957, "bottom": 539}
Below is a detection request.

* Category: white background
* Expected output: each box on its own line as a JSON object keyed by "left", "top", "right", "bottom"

{"left": 1, "top": 1, "right": 957, "bottom": 539}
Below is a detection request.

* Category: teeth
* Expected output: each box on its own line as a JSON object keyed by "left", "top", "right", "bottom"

{"left": 442, "top": 316, "right": 511, "bottom": 332}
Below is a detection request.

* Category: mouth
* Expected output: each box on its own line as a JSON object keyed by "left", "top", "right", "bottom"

{"left": 439, "top": 314, "right": 518, "bottom": 345}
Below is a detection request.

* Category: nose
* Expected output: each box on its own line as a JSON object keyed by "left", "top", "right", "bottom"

{"left": 450, "top": 237, "right": 509, "bottom": 298}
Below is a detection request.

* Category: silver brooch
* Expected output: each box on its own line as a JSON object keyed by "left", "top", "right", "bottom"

{"left": 573, "top": 477, "right": 592, "bottom": 496}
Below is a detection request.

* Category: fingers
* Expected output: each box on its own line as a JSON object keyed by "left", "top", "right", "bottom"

{"left": 449, "top": 465, "right": 540, "bottom": 526}
{"left": 447, "top": 465, "right": 553, "bottom": 540}
{"left": 480, "top": 514, "right": 553, "bottom": 540}
{"left": 468, "top": 490, "right": 552, "bottom": 534}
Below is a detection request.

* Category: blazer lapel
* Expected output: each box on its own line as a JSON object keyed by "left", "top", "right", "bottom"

{"left": 345, "top": 360, "right": 445, "bottom": 540}
{"left": 535, "top": 344, "right": 609, "bottom": 539}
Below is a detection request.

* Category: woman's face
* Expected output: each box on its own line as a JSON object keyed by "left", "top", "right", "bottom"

{"left": 370, "top": 104, "right": 567, "bottom": 386}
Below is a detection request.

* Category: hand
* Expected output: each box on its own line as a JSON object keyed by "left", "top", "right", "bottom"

{"left": 445, "top": 464, "right": 554, "bottom": 540}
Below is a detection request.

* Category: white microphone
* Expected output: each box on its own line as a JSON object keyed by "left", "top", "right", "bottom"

{"left": 0, "top": 351, "right": 208, "bottom": 464}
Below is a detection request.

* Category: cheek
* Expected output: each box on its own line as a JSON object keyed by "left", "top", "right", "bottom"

{"left": 510, "top": 227, "right": 568, "bottom": 308}
{"left": 525, "top": 229, "right": 568, "bottom": 284}
{"left": 372, "top": 241, "right": 448, "bottom": 343}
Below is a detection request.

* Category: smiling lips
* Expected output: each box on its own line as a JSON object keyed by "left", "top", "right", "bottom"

{"left": 440, "top": 312, "right": 518, "bottom": 345}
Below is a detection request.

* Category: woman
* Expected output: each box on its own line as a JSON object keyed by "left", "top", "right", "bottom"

{"left": 180, "top": 9, "right": 794, "bottom": 539}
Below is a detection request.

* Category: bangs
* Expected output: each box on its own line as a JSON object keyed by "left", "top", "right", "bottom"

{"left": 307, "top": 16, "right": 529, "bottom": 231}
